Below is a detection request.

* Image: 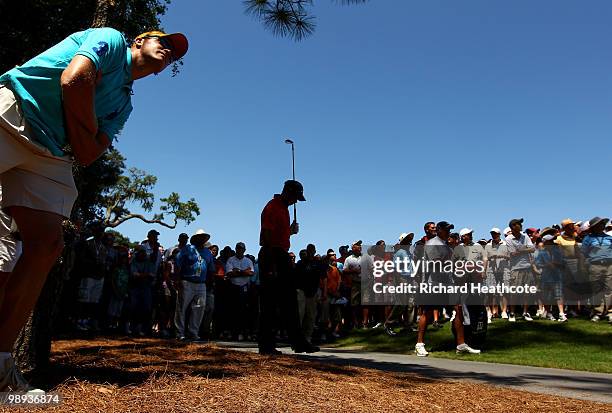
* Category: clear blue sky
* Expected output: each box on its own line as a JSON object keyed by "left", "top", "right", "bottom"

{"left": 114, "top": 0, "right": 612, "bottom": 253}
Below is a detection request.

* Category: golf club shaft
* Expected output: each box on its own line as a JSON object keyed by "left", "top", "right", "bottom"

{"left": 291, "top": 143, "right": 296, "bottom": 222}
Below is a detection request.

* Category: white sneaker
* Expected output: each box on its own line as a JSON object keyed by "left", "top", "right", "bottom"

{"left": 535, "top": 309, "right": 543, "bottom": 318}
{"left": 546, "top": 313, "right": 556, "bottom": 321}
{"left": 523, "top": 313, "right": 533, "bottom": 321}
{"left": 372, "top": 322, "right": 383, "bottom": 329}
{"left": 415, "top": 343, "right": 429, "bottom": 357}
{"left": 558, "top": 313, "right": 568, "bottom": 323}
{"left": 591, "top": 315, "right": 600, "bottom": 322}
{"left": 501, "top": 311, "right": 508, "bottom": 319}
{"left": 508, "top": 313, "right": 516, "bottom": 322}
{"left": 456, "top": 343, "right": 481, "bottom": 354}
{"left": 0, "top": 356, "right": 44, "bottom": 393}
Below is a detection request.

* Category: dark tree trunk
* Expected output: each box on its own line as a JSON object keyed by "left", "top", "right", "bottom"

{"left": 91, "top": 0, "right": 117, "bottom": 28}
{"left": 14, "top": 247, "right": 76, "bottom": 372}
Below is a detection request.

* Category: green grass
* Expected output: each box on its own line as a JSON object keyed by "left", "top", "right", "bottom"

{"left": 331, "top": 319, "right": 612, "bottom": 373}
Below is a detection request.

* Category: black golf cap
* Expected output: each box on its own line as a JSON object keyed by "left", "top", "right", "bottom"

{"left": 283, "top": 180, "right": 306, "bottom": 201}
{"left": 589, "top": 216, "right": 609, "bottom": 228}
{"left": 436, "top": 221, "right": 454, "bottom": 231}
{"left": 148, "top": 229, "right": 160, "bottom": 236}
{"left": 509, "top": 218, "right": 524, "bottom": 227}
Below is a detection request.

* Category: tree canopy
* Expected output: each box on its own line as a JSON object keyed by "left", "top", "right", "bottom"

{"left": 102, "top": 163, "right": 200, "bottom": 229}
{"left": 0, "top": 0, "right": 172, "bottom": 74}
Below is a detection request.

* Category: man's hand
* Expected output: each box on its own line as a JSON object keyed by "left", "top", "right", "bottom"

{"left": 290, "top": 221, "right": 299, "bottom": 235}
{"left": 60, "top": 55, "right": 110, "bottom": 166}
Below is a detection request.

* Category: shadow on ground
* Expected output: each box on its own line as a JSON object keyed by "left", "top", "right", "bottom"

{"left": 33, "top": 338, "right": 370, "bottom": 390}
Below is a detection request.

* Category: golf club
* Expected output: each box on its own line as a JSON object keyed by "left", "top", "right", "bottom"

{"left": 284, "top": 138, "right": 297, "bottom": 223}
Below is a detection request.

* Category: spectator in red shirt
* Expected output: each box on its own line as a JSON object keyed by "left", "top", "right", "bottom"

{"left": 323, "top": 250, "right": 343, "bottom": 339}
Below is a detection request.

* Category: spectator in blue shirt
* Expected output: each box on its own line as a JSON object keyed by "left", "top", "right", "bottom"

{"left": 581, "top": 217, "right": 612, "bottom": 322}
{"left": 174, "top": 229, "right": 209, "bottom": 341}
{"left": 535, "top": 235, "right": 567, "bottom": 322}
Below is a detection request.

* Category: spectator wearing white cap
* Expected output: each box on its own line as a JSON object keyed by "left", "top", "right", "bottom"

{"left": 384, "top": 232, "right": 416, "bottom": 337}
{"left": 579, "top": 220, "right": 590, "bottom": 237}
{"left": 453, "top": 228, "right": 485, "bottom": 271}
{"left": 606, "top": 221, "right": 612, "bottom": 237}
{"left": 174, "top": 229, "right": 210, "bottom": 341}
{"left": 484, "top": 227, "right": 510, "bottom": 319}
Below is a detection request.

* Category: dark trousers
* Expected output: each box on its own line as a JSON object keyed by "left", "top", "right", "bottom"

{"left": 258, "top": 247, "right": 305, "bottom": 351}
{"left": 130, "top": 285, "right": 153, "bottom": 331}
{"left": 229, "top": 283, "right": 249, "bottom": 336}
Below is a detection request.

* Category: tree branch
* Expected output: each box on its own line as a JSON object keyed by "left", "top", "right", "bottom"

{"left": 105, "top": 213, "right": 179, "bottom": 229}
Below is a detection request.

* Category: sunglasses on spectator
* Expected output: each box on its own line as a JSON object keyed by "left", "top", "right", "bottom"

{"left": 144, "top": 36, "right": 175, "bottom": 59}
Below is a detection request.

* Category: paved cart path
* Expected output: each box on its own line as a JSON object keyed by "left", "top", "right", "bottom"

{"left": 213, "top": 341, "right": 612, "bottom": 404}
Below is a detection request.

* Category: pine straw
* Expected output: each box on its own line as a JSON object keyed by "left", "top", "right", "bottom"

{"left": 1, "top": 338, "right": 608, "bottom": 413}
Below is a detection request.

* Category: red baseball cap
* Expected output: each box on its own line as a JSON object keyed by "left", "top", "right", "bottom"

{"left": 135, "top": 31, "right": 189, "bottom": 60}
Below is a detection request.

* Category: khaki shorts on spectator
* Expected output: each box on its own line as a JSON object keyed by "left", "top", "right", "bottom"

{"left": 509, "top": 268, "right": 534, "bottom": 286}
{"left": 0, "top": 86, "right": 77, "bottom": 219}
{"left": 508, "top": 268, "right": 535, "bottom": 303}
{"left": 77, "top": 277, "right": 105, "bottom": 304}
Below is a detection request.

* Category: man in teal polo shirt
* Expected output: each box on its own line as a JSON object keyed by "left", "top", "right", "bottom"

{"left": 0, "top": 28, "right": 188, "bottom": 392}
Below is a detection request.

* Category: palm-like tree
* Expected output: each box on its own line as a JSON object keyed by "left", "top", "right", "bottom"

{"left": 244, "top": 0, "right": 368, "bottom": 41}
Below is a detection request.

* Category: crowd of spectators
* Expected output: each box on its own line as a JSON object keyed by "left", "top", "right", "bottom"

{"left": 66, "top": 215, "right": 612, "bottom": 356}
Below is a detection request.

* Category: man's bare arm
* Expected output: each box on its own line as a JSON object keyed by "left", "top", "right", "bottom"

{"left": 60, "top": 55, "right": 110, "bottom": 166}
